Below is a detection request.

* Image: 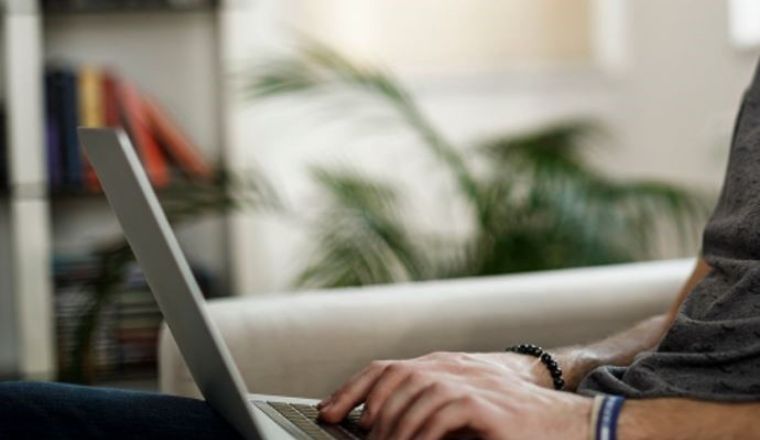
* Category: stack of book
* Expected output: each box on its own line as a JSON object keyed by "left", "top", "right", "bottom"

{"left": 112, "top": 272, "right": 164, "bottom": 376}
{"left": 54, "top": 256, "right": 212, "bottom": 381}
{"left": 54, "top": 254, "right": 114, "bottom": 378}
{"left": 44, "top": 65, "right": 213, "bottom": 194}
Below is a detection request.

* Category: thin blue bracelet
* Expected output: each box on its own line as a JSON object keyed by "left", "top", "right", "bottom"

{"left": 595, "top": 395, "right": 625, "bottom": 440}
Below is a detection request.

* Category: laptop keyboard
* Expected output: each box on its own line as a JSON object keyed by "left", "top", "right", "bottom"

{"left": 264, "top": 401, "right": 368, "bottom": 440}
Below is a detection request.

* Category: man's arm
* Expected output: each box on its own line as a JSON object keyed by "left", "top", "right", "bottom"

{"left": 620, "top": 398, "right": 760, "bottom": 440}
{"left": 319, "top": 258, "right": 712, "bottom": 427}
{"left": 550, "top": 258, "right": 712, "bottom": 390}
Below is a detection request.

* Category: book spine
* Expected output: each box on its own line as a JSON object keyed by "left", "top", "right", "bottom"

{"left": 143, "top": 96, "right": 213, "bottom": 180}
{"left": 45, "top": 71, "right": 66, "bottom": 189}
{"left": 102, "top": 71, "right": 120, "bottom": 127}
{"left": 78, "top": 65, "right": 104, "bottom": 192}
{"left": 61, "top": 69, "right": 82, "bottom": 189}
{"left": 117, "top": 80, "right": 170, "bottom": 188}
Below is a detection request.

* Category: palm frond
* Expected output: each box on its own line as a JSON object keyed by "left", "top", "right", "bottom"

{"left": 245, "top": 41, "right": 481, "bottom": 209}
{"left": 244, "top": 42, "right": 708, "bottom": 289}
{"left": 478, "top": 122, "right": 600, "bottom": 175}
{"left": 474, "top": 124, "right": 708, "bottom": 268}
{"left": 295, "top": 167, "right": 430, "bottom": 288}
{"left": 157, "top": 166, "right": 282, "bottom": 223}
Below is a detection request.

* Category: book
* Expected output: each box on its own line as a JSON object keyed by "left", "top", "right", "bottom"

{"left": 54, "top": 256, "right": 163, "bottom": 379}
{"left": 79, "top": 66, "right": 104, "bottom": 127}
{"left": 61, "top": 69, "right": 83, "bottom": 188}
{"left": 44, "top": 71, "right": 66, "bottom": 189}
{"left": 143, "top": 96, "right": 213, "bottom": 181}
{"left": 78, "top": 65, "right": 104, "bottom": 192}
{"left": 117, "top": 80, "right": 171, "bottom": 188}
{"left": 43, "top": 65, "right": 214, "bottom": 193}
{"left": 101, "top": 71, "right": 120, "bottom": 127}
{"left": 54, "top": 254, "right": 218, "bottom": 380}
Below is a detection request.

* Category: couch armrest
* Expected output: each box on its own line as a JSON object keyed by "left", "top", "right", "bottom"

{"left": 159, "top": 258, "right": 694, "bottom": 399}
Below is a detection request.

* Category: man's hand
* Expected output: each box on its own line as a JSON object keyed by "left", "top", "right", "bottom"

{"left": 317, "top": 352, "right": 591, "bottom": 439}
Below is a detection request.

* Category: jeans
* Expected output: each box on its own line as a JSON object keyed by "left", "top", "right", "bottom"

{"left": 0, "top": 381, "right": 242, "bottom": 439}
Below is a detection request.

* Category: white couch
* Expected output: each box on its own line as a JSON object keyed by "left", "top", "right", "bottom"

{"left": 158, "top": 258, "right": 694, "bottom": 399}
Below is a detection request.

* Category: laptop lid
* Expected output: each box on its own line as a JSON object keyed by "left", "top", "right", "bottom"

{"left": 79, "top": 128, "right": 262, "bottom": 440}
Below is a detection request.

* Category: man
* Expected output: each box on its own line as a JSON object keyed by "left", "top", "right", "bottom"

{"left": 315, "top": 66, "right": 760, "bottom": 438}
{"left": 2, "top": 62, "right": 760, "bottom": 440}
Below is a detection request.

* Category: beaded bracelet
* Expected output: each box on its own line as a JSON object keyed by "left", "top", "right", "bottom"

{"left": 505, "top": 344, "right": 565, "bottom": 390}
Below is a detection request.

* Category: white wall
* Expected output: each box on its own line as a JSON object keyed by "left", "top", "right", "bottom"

{"left": 227, "top": 0, "right": 760, "bottom": 294}
{"left": 598, "top": 0, "right": 760, "bottom": 190}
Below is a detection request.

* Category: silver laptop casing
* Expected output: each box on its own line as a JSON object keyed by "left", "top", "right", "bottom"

{"left": 80, "top": 128, "right": 313, "bottom": 440}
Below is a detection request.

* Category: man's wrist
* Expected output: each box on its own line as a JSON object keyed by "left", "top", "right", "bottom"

{"left": 495, "top": 345, "right": 603, "bottom": 390}
{"left": 506, "top": 344, "right": 566, "bottom": 389}
{"left": 553, "top": 346, "right": 606, "bottom": 391}
{"left": 526, "top": 347, "right": 581, "bottom": 390}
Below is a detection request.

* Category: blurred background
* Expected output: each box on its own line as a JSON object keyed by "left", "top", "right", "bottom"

{"left": 0, "top": 0, "right": 758, "bottom": 389}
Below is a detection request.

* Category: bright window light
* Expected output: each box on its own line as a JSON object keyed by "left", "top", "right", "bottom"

{"left": 293, "top": 0, "right": 592, "bottom": 73}
{"left": 729, "top": 0, "right": 760, "bottom": 48}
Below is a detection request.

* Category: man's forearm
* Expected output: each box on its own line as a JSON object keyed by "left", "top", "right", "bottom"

{"left": 619, "top": 398, "right": 760, "bottom": 439}
{"left": 552, "top": 314, "right": 671, "bottom": 390}
{"left": 553, "top": 258, "right": 712, "bottom": 390}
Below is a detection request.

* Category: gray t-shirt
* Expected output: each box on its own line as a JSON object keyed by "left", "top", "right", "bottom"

{"left": 577, "top": 64, "right": 760, "bottom": 401}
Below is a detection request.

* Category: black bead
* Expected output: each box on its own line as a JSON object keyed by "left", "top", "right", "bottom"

{"left": 553, "top": 378, "right": 565, "bottom": 390}
{"left": 506, "top": 344, "right": 565, "bottom": 391}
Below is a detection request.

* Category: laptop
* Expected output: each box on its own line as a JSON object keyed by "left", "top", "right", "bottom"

{"left": 79, "top": 128, "right": 366, "bottom": 440}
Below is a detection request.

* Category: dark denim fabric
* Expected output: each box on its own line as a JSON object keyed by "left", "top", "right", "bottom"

{"left": 0, "top": 381, "right": 242, "bottom": 439}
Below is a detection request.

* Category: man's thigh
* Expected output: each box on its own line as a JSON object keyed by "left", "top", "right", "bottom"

{"left": 0, "top": 381, "right": 242, "bottom": 440}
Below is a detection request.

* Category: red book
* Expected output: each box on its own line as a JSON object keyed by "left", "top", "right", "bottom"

{"left": 143, "top": 96, "right": 213, "bottom": 181}
{"left": 102, "top": 72, "right": 120, "bottom": 127}
{"left": 117, "top": 80, "right": 170, "bottom": 188}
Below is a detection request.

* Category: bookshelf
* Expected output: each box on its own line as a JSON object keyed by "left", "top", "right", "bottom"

{"left": 0, "top": 0, "right": 255, "bottom": 380}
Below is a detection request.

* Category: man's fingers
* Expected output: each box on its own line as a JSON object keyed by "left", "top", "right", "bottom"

{"left": 366, "top": 372, "right": 430, "bottom": 436}
{"left": 319, "top": 361, "right": 389, "bottom": 423}
{"left": 380, "top": 382, "right": 457, "bottom": 440}
{"left": 360, "top": 363, "right": 420, "bottom": 427}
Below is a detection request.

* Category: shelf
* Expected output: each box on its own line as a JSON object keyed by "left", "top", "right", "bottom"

{"left": 48, "top": 181, "right": 218, "bottom": 202}
{"left": 42, "top": 0, "right": 219, "bottom": 15}
{"left": 49, "top": 188, "right": 104, "bottom": 199}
